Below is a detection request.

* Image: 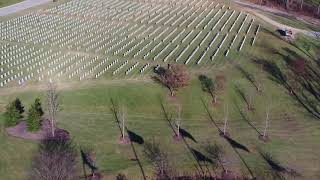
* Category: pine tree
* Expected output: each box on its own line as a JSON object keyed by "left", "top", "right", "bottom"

{"left": 34, "top": 98, "right": 44, "bottom": 116}
{"left": 27, "top": 104, "right": 42, "bottom": 132}
{"left": 27, "top": 98, "right": 44, "bottom": 132}
{"left": 3, "top": 101, "right": 21, "bottom": 127}
{"left": 14, "top": 98, "right": 24, "bottom": 115}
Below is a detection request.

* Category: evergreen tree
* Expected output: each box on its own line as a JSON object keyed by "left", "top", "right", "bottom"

{"left": 14, "top": 98, "right": 24, "bottom": 115}
{"left": 27, "top": 104, "right": 42, "bottom": 132}
{"left": 27, "top": 98, "right": 44, "bottom": 132}
{"left": 3, "top": 101, "right": 21, "bottom": 127}
{"left": 34, "top": 98, "right": 44, "bottom": 116}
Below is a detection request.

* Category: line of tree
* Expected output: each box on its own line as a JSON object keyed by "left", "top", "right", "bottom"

{"left": 3, "top": 97, "right": 44, "bottom": 132}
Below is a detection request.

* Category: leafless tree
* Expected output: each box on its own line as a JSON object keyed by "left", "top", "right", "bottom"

{"left": 143, "top": 140, "right": 172, "bottom": 179}
{"left": 257, "top": 64, "right": 263, "bottom": 92}
{"left": 223, "top": 104, "right": 228, "bottom": 136}
{"left": 47, "top": 82, "right": 60, "bottom": 137}
{"left": 263, "top": 105, "right": 270, "bottom": 139}
{"left": 175, "top": 104, "right": 181, "bottom": 138}
{"left": 29, "top": 137, "right": 77, "bottom": 180}
{"left": 121, "top": 106, "right": 126, "bottom": 141}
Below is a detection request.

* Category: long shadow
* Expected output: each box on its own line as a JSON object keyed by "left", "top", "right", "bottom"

{"left": 236, "top": 65, "right": 259, "bottom": 91}
{"left": 109, "top": 99, "right": 147, "bottom": 180}
{"left": 253, "top": 59, "right": 320, "bottom": 120}
{"left": 160, "top": 100, "right": 204, "bottom": 176}
{"left": 223, "top": 136, "right": 250, "bottom": 153}
{"left": 127, "top": 129, "right": 144, "bottom": 145}
{"left": 259, "top": 149, "right": 302, "bottom": 179}
{"left": 191, "top": 148, "right": 213, "bottom": 164}
{"left": 110, "top": 98, "right": 123, "bottom": 137}
{"left": 201, "top": 99, "right": 254, "bottom": 178}
{"left": 177, "top": 126, "right": 197, "bottom": 143}
{"left": 201, "top": 99, "right": 222, "bottom": 133}
{"left": 191, "top": 148, "right": 214, "bottom": 178}
{"left": 235, "top": 102, "right": 262, "bottom": 136}
{"left": 234, "top": 84, "right": 250, "bottom": 110}
{"left": 258, "top": 150, "right": 289, "bottom": 180}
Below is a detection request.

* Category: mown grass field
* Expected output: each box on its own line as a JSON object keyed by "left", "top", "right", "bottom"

{"left": 1, "top": 0, "right": 320, "bottom": 179}
{"left": 0, "top": 26, "right": 320, "bottom": 179}
{"left": 0, "top": 0, "right": 23, "bottom": 8}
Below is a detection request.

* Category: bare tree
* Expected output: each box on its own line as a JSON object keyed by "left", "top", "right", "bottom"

{"left": 143, "top": 140, "right": 172, "bottom": 179}
{"left": 257, "top": 64, "right": 263, "bottom": 92}
{"left": 121, "top": 106, "right": 126, "bottom": 141}
{"left": 30, "top": 137, "right": 77, "bottom": 180}
{"left": 175, "top": 104, "right": 181, "bottom": 139}
{"left": 263, "top": 105, "right": 270, "bottom": 139}
{"left": 47, "top": 82, "right": 60, "bottom": 137}
{"left": 222, "top": 104, "right": 228, "bottom": 136}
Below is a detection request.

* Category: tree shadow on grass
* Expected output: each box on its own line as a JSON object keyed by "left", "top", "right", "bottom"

{"left": 234, "top": 84, "right": 251, "bottom": 110}
{"left": 252, "top": 58, "right": 320, "bottom": 120}
{"left": 191, "top": 148, "right": 213, "bottom": 164}
{"left": 223, "top": 136, "right": 250, "bottom": 153}
{"left": 258, "top": 150, "right": 301, "bottom": 179}
{"left": 109, "top": 98, "right": 147, "bottom": 180}
{"left": 177, "top": 126, "right": 197, "bottom": 143}
{"left": 110, "top": 98, "right": 122, "bottom": 137}
{"left": 201, "top": 99, "right": 254, "bottom": 178}
{"left": 236, "top": 65, "right": 259, "bottom": 91}
{"left": 234, "top": 102, "right": 262, "bottom": 136}
{"left": 159, "top": 99, "right": 204, "bottom": 176}
{"left": 127, "top": 129, "right": 144, "bottom": 145}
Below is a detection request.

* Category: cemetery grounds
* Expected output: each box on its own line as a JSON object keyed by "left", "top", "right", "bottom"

{"left": 0, "top": 0, "right": 320, "bottom": 179}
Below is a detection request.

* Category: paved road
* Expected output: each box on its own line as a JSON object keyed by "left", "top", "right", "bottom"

{"left": 235, "top": 0, "right": 320, "bottom": 39}
{"left": 0, "top": 0, "right": 51, "bottom": 16}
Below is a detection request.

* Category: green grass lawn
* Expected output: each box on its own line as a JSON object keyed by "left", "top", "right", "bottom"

{"left": 0, "top": 0, "right": 320, "bottom": 179}
{"left": 306, "top": 0, "right": 320, "bottom": 6}
{"left": 0, "top": 28, "right": 320, "bottom": 179}
{"left": 0, "top": 0, "right": 24, "bottom": 8}
{"left": 262, "top": 12, "right": 320, "bottom": 32}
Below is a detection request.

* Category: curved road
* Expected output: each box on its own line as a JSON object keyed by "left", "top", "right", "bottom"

{"left": 0, "top": 0, "right": 50, "bottom": 16}
{"left": 235, "top": 0, "right": 320, "bottom": 39}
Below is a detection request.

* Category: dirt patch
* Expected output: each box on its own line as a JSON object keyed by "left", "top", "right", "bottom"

{"left": 6, "top": 119, "right": 70, "bottom": 141}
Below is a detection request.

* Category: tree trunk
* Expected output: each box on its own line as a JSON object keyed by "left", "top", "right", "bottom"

{"left": 51, "top": 118, "right": 55, "bottom": 137}
{"left": 300, "top": 0, "right": 303, "bottom": 11}
{"left": 263, "top": 107, "right": 269, "bottom": 138}
{"left": 170, "top": 88, "right": 175, "bottom": 97}
{"left": 318, "top": 5, "right": 320, "bottom": 15}
{"left": 122, "top": 108, "right": 125, "bottom": 140}
{"left": 214, "top": 95, "right": 217, "bottom": 104}
{"left": 177, "top": 123, "right": 180, "bottom": 138}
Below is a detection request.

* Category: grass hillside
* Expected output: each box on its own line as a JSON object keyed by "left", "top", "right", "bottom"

{"left": 0, "top": 0, "right": 23, "bottom": 8}
{"left": 0, "top": 0, "right": 320, "bottom": 179}
{"left": 0, "top": 30, "right": 320, "bottom": 179}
